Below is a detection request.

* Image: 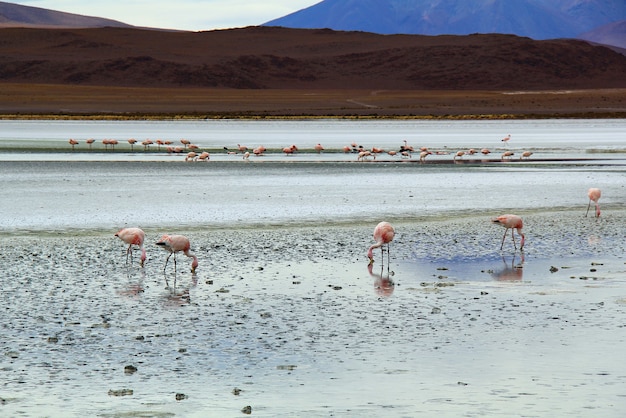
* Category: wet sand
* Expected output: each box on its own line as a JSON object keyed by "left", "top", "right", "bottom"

{"left": 1, "top": 210, "right": 625, "bottom": 417}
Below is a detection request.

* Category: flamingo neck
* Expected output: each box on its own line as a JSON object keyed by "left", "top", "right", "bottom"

{"left": 367, "top": 241, "right": 383, "bottom": 259}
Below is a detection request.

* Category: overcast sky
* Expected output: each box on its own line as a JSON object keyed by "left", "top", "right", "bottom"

{"left": 11, "top": 0, "right": 321, "bottom": 31}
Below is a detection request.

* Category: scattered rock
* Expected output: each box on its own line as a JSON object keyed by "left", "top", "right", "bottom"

{"left": 176, "top": 393, "right": 188, "bottom": 401}
{"left": 124, "top": 365, "right": 138, "bottom": 374}
{"left": 232, "top": 387, "right": 243, "bottom": 396}
{"left": 549, "top": 266, "right": 559, "bottom": 273}
{"left": 108, "top": 388, "right": 133, "bottom": 397}
{"left": 241, "top": 405, "right": 252, "bottom": 414}
{"left": 431, "top": 307, "right": 442, "bottom": 314}
{"left": 47, "top": 336, "right": 58, "bottom": 343}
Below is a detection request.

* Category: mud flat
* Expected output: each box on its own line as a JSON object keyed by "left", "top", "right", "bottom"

{"left": 1, "top": 210, "right": 625, "bottom": 417}
{"left": 1, "top": 84, "right": 626, "bottom": 118}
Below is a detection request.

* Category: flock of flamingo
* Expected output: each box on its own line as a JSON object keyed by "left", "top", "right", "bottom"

{"left": 116, "top": 187, "right": 602, "bottom": 278}
{"left": 367, "top": 187, "right": 602, "bottom": 268}
{"left": 69, "top": 134, "right": 535, "bottom": 162}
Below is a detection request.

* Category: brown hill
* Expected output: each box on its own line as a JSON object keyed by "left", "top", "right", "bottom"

{"left": 1, "top": 26, "right": 626, "bottom": 90}
{"left": 1, "top": 26, "right": 626, "bottom": 117}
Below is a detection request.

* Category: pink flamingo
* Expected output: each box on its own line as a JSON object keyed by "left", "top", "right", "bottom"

{"left": 501, "top": 151, "right": 514, "bottom": 160}
{"left": 115, "top": 227, "right": 147, "bottom": 267}
{"left": 501, "top": 134, "right": 511, "bottom": 144}
{"left": 156, "top": 234, "right": 198, "bottom": 273}
{"left": 68, "top": 138, "right": 79, "bottom": 150}
{"left": 492, "top": 214, "right": 525, "bottom": 250}
{"left": 314, "top": 143, "right": 324, "bottom": 153}
{"left": 367, "top": 221, "right": 395, "bottom": 264}
{"left": 283, "top": 145, "right": 298, "bottom": 155}
{"left": 586, "top": 188, "right": 601, "bottom": 218}
{"left": 521, "top": 151, "right": 533, "bottom": 159}
{"left": 127, "top": 138, "right": 137, "bottom": 151}
{"left": 481, "top": 148, "right": 491, "bottom": 155}
{"left": 86, "top": 138, "right": 95, "bottom": 149}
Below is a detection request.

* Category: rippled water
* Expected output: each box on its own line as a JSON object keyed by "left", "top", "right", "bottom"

{"left": 1, "top": 119, "right": 625, "bottom": 417}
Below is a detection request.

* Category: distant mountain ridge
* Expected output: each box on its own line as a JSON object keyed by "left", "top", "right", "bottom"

{"left": 1, "top": 26, "right": 625, "bottom": 91}
{"left": 264, "top": 0, "right": 626, "bottom": 49}
{"left": 0, "top": 1, "right": 132, "bottom": 28}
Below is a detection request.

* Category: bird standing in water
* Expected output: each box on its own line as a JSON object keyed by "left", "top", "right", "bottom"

{"left": 586, "top": 188, "right": 601, "bottom": 218}
{"left": 368, "top": 221, "right": 395, "bottom": 264}
{"left": 156, "top": 234, "right": 198, "bottom": 273}
{"left": 492, "top": 214, "right": 525, "bottom": 251}
{"left": 115, "top": 227, "right": 147, "bottom": 267}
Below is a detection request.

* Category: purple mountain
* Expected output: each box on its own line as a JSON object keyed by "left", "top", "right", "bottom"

{"left": 264, "top": 0, "right": 626, "bottom": 45}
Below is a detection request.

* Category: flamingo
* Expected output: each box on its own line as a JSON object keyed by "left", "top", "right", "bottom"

{"left": 585, "top": 188, "right": 601, "bottom": 218}
{"left": 357, "top": 150, "right": 372, "bottom": 161}
{"left": 68, "top": 138, "right": 79, "bottom": 150}
{"left": 180, "top": 139, "right": 191, "bottom": 148}
{"left": 237, "top": 144, "right": 248, "bottom": 153}
{"left": 501, "top": 151, "right": 514, "bottom": 160}
{"left": 492, "top": 214, "right": 525, "bottom": 251}
{"left": 156, "top": 234, "right": 198, "bottom": 273}
{"left": 521, "top": 151, "right": 533, "bottom": 159}
{"left": 314, "top": 143, "right": 324, "bottom": 153}
{"left": 501, "top": 134, "right": 511, "bottom": 144}
{"left": 283, "top": 145, "right": 298, "bottom": 155}
{"left": 115, "top": 227, "right": 147, "bottom": 267}
{"left": 367, "top": 221, "right": 395, "bottom": 264}
{"left": 197, "top": 151, "right": 210, "bottom": 161}
{"left": 127, "top": 138, "right": 137, "bottom": 151}
{"left": 185, "top": 152, "right": 197, "bottom": 162}
{"left": 419, "top": 150, "right": 431, "bottom": 163}
{"left": 454, "top": 151, "right": 465, "bottom": 160}
{"left": 480, "top": 148, "right": 491, "bottom": 155}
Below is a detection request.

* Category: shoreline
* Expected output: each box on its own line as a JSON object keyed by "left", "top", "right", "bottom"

{"left": 2, "top": 84, "right": 626, "bottom": 119}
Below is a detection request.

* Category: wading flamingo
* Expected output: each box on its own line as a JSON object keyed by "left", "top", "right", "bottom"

{"left": 69, "top": 138, "right": 79, "bottom": 150}
{"left": 585, "top": 188, "right": 601, "bottom": 218}
{"left": 501, "top": 134, "right": 511, "bottom": 144}
{"left": 521, "top": 151, "right": 533, "bottom": 159}
{"left": 492, "top": 214, "right": 525, "bottom": 251}
{"left": 367, "top": 221, "right": 395, "bottom": 264}
{"left": 314, "top": 143, "right": 324, "bottom": 153}
{"left": 115, "top": 227, "right": 147, "bottom": 267}
{"left": 156, "top": 234, "right": 198, "bottom": 273}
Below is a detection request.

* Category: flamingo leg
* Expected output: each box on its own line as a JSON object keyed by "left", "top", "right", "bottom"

{"left": 585, "top": 199, "right": 592, "bottom": 217}
{"left": 500, "top": 228, "right": 508, "bottom": 250}
{"left": 163, "top": 253, "right": 173, "bottom": 272}
{"left": 511, "top": 228, "right": 517, "bottom": 249}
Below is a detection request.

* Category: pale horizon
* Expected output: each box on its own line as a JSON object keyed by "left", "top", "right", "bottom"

{"left": 8, "top": 0, "right": 321, "bottom": 31}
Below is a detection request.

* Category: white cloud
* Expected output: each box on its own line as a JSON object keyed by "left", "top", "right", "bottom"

{"left": 10, "top": 0, "right": 321, "bottom": 31}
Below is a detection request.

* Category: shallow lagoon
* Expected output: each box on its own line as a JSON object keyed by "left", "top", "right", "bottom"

{"left": 0, "top": 119, "right": 625, "bottom": 417}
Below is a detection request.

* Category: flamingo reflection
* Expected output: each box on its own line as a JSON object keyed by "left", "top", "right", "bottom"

{"left": 368, "top": 262, "right": 395, "bottom": 297}
{"left": 491, "top": 253, "right": 525, "bottom": 281}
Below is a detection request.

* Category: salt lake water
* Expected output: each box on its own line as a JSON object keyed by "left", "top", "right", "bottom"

{"left": 0, "top": 118, "right": 625, "bottom": 417}
{"left": 0, "top": 118, "right": 624, "bottom": 232}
